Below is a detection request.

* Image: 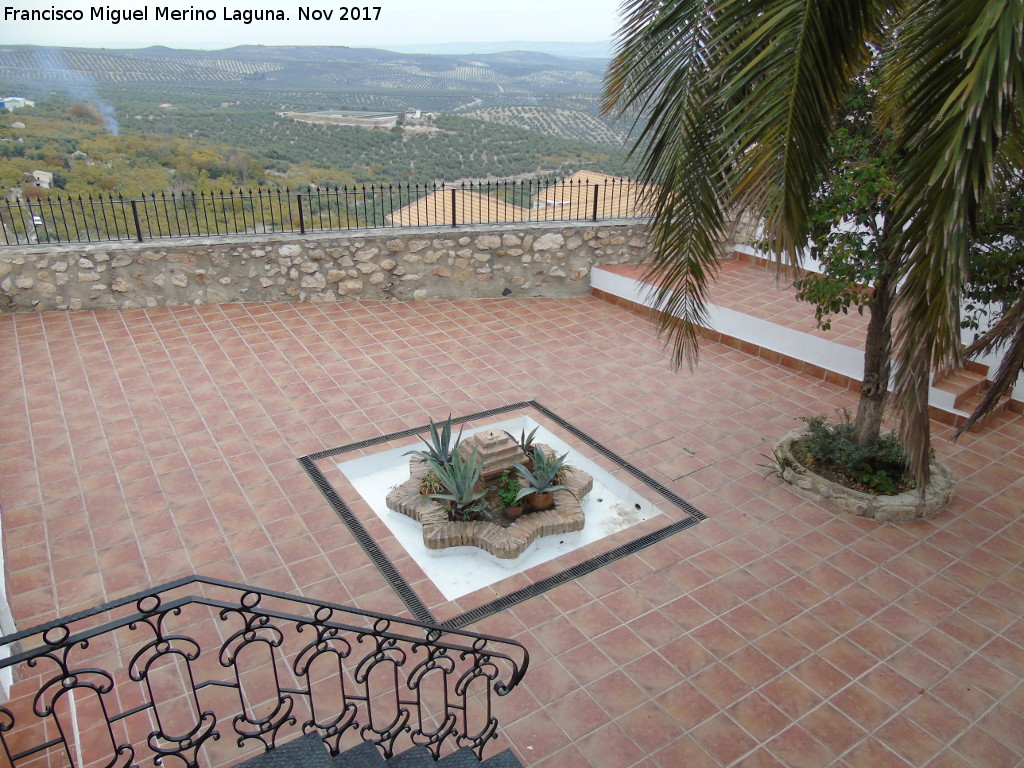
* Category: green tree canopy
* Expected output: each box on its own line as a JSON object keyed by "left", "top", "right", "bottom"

{"left": 604, "top": 0, "right": 1024, "bottom": 486}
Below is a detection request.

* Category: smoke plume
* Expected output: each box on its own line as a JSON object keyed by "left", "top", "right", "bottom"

{"left": 32, "top": 48, "right": 120, "bottom": 135}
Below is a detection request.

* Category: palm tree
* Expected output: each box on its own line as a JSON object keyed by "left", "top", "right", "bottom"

{"left": 956, "top": 154, "right": 1024, "bottom": 435}
{"left": 604, "top": 0, "right": 1023, "bottom": 487}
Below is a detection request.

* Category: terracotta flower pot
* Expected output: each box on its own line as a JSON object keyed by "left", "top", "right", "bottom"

{"left": 505, "top": 506, "right": 524, "bottom": 521}
{"left": 527, "top": 492, "right": 554, "bottom": 512}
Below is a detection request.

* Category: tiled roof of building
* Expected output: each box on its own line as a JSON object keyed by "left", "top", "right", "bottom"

{"left": 385, "top": 173, "right": 654, "bottom": 226}
{"left": 387, "top": 189, "right": 530, "bottom": 226}
{"left": 533, "top": 170, "right": 655, "bottom": 219}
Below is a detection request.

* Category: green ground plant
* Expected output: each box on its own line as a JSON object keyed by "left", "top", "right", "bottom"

{"left": 792, "top": 412, "right": 914, "bottom": 496}
{"left": 496, "top": 470, "right": 521, "bottom": 507}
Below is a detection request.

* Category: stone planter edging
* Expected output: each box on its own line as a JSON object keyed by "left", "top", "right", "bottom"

{"left": 775, "top": 429, "right": 956, "bottom": 522}
{"left": 385, "top": 449, "right": 594, "bottom": 559}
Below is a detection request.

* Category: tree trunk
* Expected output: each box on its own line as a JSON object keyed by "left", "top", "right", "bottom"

{"left": 853, "top": 257, "right": 897, "bottom": 447}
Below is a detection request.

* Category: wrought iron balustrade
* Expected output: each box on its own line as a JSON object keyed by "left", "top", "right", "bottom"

{"left": 0, "top": 576, "right": 529, "bottom": 767}
{"left": 0, "top": 176, "right": 652, "bottom": 246}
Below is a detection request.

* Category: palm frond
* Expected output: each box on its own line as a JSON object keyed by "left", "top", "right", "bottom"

{"left": 714, "top": 0, "right": 888, "bottom": 257}
{"left": 605, "top": 0, "right": 1023, "bottom": 487}
{"left": 642, "top": 137, "right": 729, "bottom": 370}
{"left": 605, "top": 0, "right": 889, "bottom": 369}
{"left": 885, "top": 0, "right": 1024, "bottom": 486}
{"left": 955, "top": 291, "right": 1024, "bottom": 437}
{"left": 605, "top": 0, "right": 727, "bottom": 368}
{"left": 603, "top": 0, "right": 713, "bottom": 124}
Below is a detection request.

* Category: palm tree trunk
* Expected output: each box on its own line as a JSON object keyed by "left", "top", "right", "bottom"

{"left": 853, "top": 259, "right": 896, "bottom": 447}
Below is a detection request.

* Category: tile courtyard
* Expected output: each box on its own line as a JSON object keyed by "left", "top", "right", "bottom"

{"left": 1, "top": 266, "right": 1022, "bottom": 767}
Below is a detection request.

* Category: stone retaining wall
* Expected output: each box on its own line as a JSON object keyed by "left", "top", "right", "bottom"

{"left": 0, "top": 221, "right": 651, "bottom": 312}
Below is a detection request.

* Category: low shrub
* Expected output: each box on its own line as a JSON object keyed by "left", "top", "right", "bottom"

{"left": 791, "top": 412, "right": 915, "bottom": 495}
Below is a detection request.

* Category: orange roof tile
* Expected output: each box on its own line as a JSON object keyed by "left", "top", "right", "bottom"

{"left": 532, "top": 171, "right": 656, "bottom": 219}
{"left": 387, "top": 189, "right": 530, "bottom": 226}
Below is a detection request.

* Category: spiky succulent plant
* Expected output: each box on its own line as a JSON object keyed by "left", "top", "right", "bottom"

{"left": 512, "top": 445, "right": 569, "bottom": 501}
{"left": 427, "top": 448, "right": 488, "bottom": 520}
{"left": 405, "top": 414, "right": 464, "bottom": 468}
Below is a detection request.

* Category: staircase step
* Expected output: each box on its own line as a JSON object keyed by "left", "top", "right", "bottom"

{"left": 386, "top": 746, "right": 436, "bottom": 767}
{"left": 480, "top": 750, "right": 525, "bottom": 768}
{"left": 929, "top": 364, "right": 1012, "bottom": 416}
{"left": 236, "top": 733, "right": 334, "bottom": 768}
{"left": 953, "top": 377, "right": 991, "bottom": 410}
{"left": 957, "top": 390, "right": 1012, "bottom": 431}
{"left": 333, "top": 740, "right": 389, "bottom": 768}
{"left": 932, "top": 368, "right": 988, "bottom": 403}
{"left": 233, "top": 736, "right": 523, "bottom": 768}
{"left": 436, "top": 748, "right": 483, "bottom": 767}
{"left": 938, "top": 369, "right": 984, "bottom": 389}
{"left": 935, "top": 359, "right": 988, "bottom": 379}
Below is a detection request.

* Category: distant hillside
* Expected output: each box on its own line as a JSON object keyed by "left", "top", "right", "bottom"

{"left": 0, "top": 44, "right": 635, "bottom": 196}
{"left": 0, "top": 45, "right": 609, "bottom": 102}
{"left": 387, "top": 41, "right": 613, "bottom": 59}
{"left": 463, "top": 105, "right": 627, "bottom": 146}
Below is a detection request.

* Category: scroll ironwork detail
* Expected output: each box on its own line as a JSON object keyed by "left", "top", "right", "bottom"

{"left": 0, "top": 576, "right": 528, "bottom": 766}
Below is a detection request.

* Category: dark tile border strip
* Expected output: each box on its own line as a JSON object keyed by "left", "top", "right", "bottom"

{"left": 440, "top": 517, "right": 702, "bottom": 630}
{"left": 299, "top": 452, "right": 435, "bottom": 624}
{"left": 298, "top": 401, "right": 704, "bottom": 627}
{"left": 530, "top": 400, "right": 706, "bottom": 523}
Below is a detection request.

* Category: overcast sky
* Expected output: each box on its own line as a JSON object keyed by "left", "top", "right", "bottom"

{"left": 1, "top": 0, "right": 623, "bottom": 50}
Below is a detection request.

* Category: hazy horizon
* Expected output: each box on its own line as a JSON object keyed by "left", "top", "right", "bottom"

{"left": 0, "top": 40, "right": 613, "bottom": 58}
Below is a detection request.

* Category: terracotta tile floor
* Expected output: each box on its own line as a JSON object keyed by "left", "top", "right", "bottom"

{"left": 1, "top": 279, "right": 1023, "bottom": 767}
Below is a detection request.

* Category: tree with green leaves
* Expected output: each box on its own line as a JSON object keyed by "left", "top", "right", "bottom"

{"left": 604, "top": 0, "right": 1023, "bottom": 487}
{"left": 791, "top": 71, "right": 898, "bottom": 449}
{"left": 795, "top": 72, "right": 1023, "bottom": 449}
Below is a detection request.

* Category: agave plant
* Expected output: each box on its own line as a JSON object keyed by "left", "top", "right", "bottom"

{"left": 427, "top": 448, "right": 488, "bottom": 520}
{"left": 503, "top": 426, "right": 539, "bottom": 457}
{"left": 404, "top": 414, "right": 464, "bottom": 468}
{"left": 512, "top": 445, "right": 569, "bottom": 501}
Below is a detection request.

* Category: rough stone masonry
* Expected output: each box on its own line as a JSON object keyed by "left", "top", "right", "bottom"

{"left": 0, "top": 221, "right": 652, "bottom": 312}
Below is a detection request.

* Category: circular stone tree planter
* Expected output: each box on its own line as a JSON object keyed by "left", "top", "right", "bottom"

{"left": 774, "top": 429, "right": 957, "bottom": 522}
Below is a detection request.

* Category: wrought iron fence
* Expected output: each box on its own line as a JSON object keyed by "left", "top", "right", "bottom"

{"left": 0, "top": 576, "right": 529, "bottom": 767}
{"left": 0, "top": 176, "right": 652, "bottom": 246}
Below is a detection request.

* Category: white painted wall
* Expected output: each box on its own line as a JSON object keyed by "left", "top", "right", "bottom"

{"left": 733, "top": 243, "right": 1024, "bottom": 401}
{"left": 0, "top": 520, "right": 15, "bottom": 701}
{"left": 591, "top": 266, "right": 972, "bottom": 419}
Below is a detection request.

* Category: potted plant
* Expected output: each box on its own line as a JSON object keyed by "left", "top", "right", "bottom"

{"left": 427, "top": 448, "right": 489, "bottom": 521}
{"left": 496, "top": 469, "right": 524, "bottom": 521}
{"left": 419, "top": 468, "right": 444, "bottom": 496}
{"left": 512, "top": 445, "right": 570, "bottom": 512}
